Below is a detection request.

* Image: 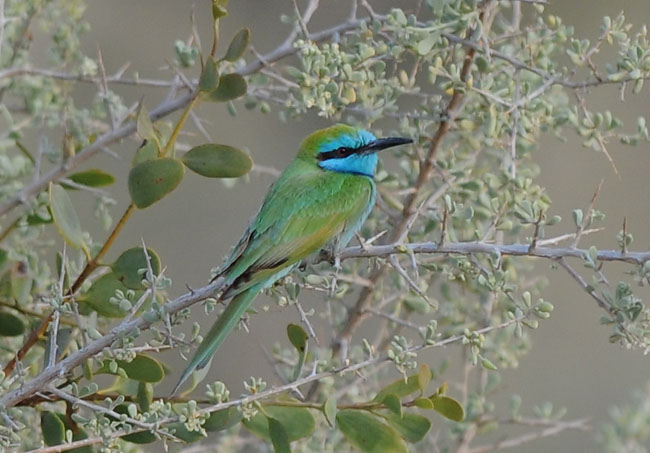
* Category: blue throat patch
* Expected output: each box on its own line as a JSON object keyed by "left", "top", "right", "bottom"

{"left": 317, "top": 129, "right": 378, "bottom": 177}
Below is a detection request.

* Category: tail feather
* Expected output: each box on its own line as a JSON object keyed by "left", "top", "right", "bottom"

{"left": 171, "top": 284, "right": 262, "bottom": 396}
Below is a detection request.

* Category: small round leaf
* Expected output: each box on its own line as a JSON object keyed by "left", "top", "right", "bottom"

{"left": 208, "top": 73, "right": 247, "bottom": 102}
{"left": 199, "top": 58, "right": 219, "bottom": 92}
{"left": 99, "top": 354, "right": 165, "bottom": 383}
{"left": 41, "top": 412, "right": 65, "bottom": 446}
{"left": 336, "top": 410, "right": 408, "bottom": 453}
{"left": 223, "top": 28, "right": 251, "bottom": 62}
{"left": 49, "top": 183, "right": 86, "bottom": 250}
{"left": 66, "top": 169, "right": 115, "bottom": 188}
{"left": 243, "top": 405, "right": 315, "bottom": 442}
{"left": 79, "top": 272, "right": 131, "bottom": 318}
{"left": 111, "top": 247, "right": 161, "bottom": 289}
{"left": 385, "top": 412, "right": 432, "bottom": 443}
{"left": 0, "top": 311, "right": 24, "bottom": 336}
{"left": 204, "top": 407, "right": 242, "bottom": 432}
{"left": 268, "top": 417, "right": 291, "bottom": 453}
{"left": 128, "top": 158, "right": 185, "bottom": 209}
{"left": 286, "top": 323, "right": 308, "bottom": 352}
{"left": 431, "top": 395, "right": 465, "bottom": 422}
{"left": 182, "top": 144, "right": 252, "bottom": 178}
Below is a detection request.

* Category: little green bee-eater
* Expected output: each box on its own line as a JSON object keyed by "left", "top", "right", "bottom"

{"left": 172, "top": 124, "right": 412, "bottom": 394}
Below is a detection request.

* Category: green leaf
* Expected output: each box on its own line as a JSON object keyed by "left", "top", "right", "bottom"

{"left": 223, "top": 28, "right": 251, "bottom": 61}
{"left": 128, "top": 158, "right": 185, "bottom": 209}
{"left": 204, "top": 407, "right": 242, "bottom": 432}
{"left": 286, "top": 323, "right": 308, "bottom": 352}
{"left": 26, "top": 207, "right": 53, "bottom": 225}
{"left": 381, "top": 394, "right": 402, "bottom": 417}
{"left": 0, "top": 311, "right": 24, "bottom": 336}
{"left": 212, "top": 1, "right": 228, "bottom": 20}
{"left": 413, "top": 397, "right": 434, "bottom": 410}
{"left": 167, "top": 422, "right": 205, "bottom": 443}
{"left": 66, "top": 169, "right": 115, "bottom": 188}
{"left": 113, "top": 405, "right": 157, "bottom": 444}
{"left": 41, "top": 412, "right": 66, "bottom": 446}
{"left": 111, "top": 247, "right": 161, "bottom": 289}
{"left": 336, "top": 410, "right": 407, "bottom": 453}
{"left": 136, "top": 382, "right": 153, "bottom": 412}
{"left": 417, "top": 364, "right": 432, "bottom": 391}
{"left": 99, "top": 354, "right": 165, "bottom": 383}
{"left": 431, "top": 395, "right": 465, "bottom": 422}
{"left": 10, "top": 261, "right": 31, "bottom": 305}
{"left": 79, "top": 272, "right": 132, "bottom": 318}
{"left": 268, "top": 417, "right": 291, "bottom": 453}
{"left": 122, "top": 430, "right": 157, "bottom": 444}
{"left": 52, "top": 413, "right": 94, "bottom": 453}
{"left": 182, "top": 144, "right": 252, "bottom": 178}
{"left": 199, "top": 58, "right": 219, "bottom": 92}
{"left": 323, "top": 395, "right": 337, "bottom": 428}
{"left": 136, "top": 102, "right": 156, "bottom": 141}
{"left": 385, "top": 412, "right": 432, "bottom": 443}
{"left": 208, "top": 73, "right": 247, "bottom": 102}
{"left": 417, "top": 36, "right": 437, "bottom": 56}
{"left": 373, "top": 374, "right": 421, "bottom": 402}
{"left": 49, "top": 183, "right": 86, "bottom": 250}
{"left": 133, "top": 140, "right": 159, "bottom": 165}
{"left": 243, "top": 405, "right": 315, "bottom": 442}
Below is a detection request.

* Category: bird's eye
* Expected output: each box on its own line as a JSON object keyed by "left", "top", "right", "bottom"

{"left": 337, "top": 147, "right": 349, "bottom": 157}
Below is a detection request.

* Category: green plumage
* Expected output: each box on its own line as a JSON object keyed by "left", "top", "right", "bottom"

{"left": 172, "top": 124, "right": 410, "bottom": 395}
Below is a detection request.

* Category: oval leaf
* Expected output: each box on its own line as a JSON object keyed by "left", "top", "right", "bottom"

{"left": 136, "top": 102, "right": 156, "bottom": 141}
{"left": 0, "top": 311, "right": 24, "bottom": 336}
{"left": 49, "top": 183, "right": 86, "bottom": 250}
{"left": 167, "top": 422, "right": 205, "bottom": 443}
{"left": 133, "top": 140, "right": 159, "bottom": 166}
{"left": 79, "top": 272, "right": 131, "bottom": 318}
{"left": 67, "top": 169, "right": 115, "bottom": 188}
{"left": 286, "top": 323, "right": 308, "bottom": 352}
{"left": 136, "top": 382, "right": 153, "bottom": 412}
{"left": 128, "top": 158, "right": 185, "bottom": 209}
{"left": 373, "top": 374, "right": 421, "bottom": 402}
{"left": 381, "top": 394, "right": 402, "bottom": 417}
{"left": 413, "top": 397, "right": 434, "bottom": 410}
{"left": 243, "top": 405, "right": 315, "bottom": 442}
{"left": 52, "top": 412, "right": 94, "bottom": 453}
{"left": 204, "top": 407, "right": 242, "bottom": 432}
{"left": 182, "top": 144, "right": 252, "bottom": 178}
{"left": 336, "top": 410, "right": 407, "bottom": 453}
{"left": 268, "top": 417, "right": 291, "bottom": 453}
{"left": 99, "top": 354, "right": 165, "bottom": 383}
{"left": 385, "top": 412, "right": 432, "bottom": 443}
{"left": 111, "top": 247, "right": 161, "bottom": 289}
{"left": 199, "top": 58, "right": 219, "bottom": 92}
{"left": 431, "top": 395, "right": 465, "bottom": 422}
{"left": 208, "top": 73, "right": 247, "bottom": 102}
{"left": 114, "top": 405, "right": 157, "bottom": 444}
{"left": 223, "top": 28, "right": 251, "bottom": 62}
{"left": 417, "top": 364, "right": 432, "bottom": 391}
{"left": 41, "top": 412, "right": 65, "bottom": 446}
{"left": 323, "top": 395, "right": 337, "bottom": 428}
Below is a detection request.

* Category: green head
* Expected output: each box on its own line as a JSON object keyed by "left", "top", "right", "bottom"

{"left": 298, "top": 124, "right": 412, "bottom": 177}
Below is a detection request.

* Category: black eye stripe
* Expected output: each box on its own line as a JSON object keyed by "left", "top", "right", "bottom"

{"left": 318, "top": 146, "right": 356, "bottom": 161}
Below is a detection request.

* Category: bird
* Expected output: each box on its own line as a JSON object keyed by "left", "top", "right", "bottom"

{"left": 172, "top": 123, "right": 412, "bottom": 395}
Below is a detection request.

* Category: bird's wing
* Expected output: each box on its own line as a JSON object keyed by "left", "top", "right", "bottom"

{"left": 221, "top": 170, "right": 374, "bottom": 297}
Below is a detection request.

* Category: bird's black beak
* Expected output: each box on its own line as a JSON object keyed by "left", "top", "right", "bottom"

{"left": 357, "top": 137, "right": 413, "bottom": 155}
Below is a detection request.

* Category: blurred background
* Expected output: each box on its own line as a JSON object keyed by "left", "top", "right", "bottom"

{"left": 32, "top": 0, "right": 650, "bottom": 450}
